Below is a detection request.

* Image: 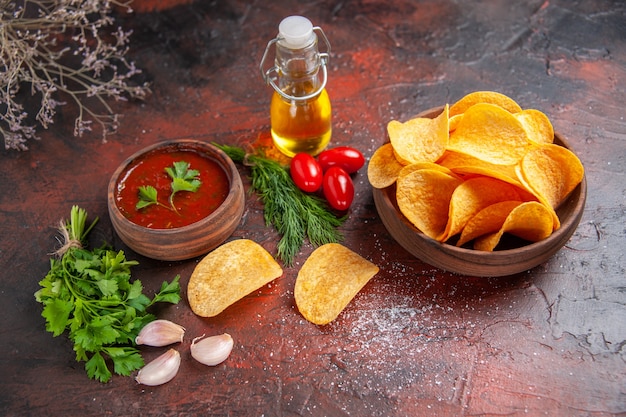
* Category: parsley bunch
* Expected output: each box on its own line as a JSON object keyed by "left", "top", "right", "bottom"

{"left": 35, "top": 206, "right": 181, "bottom": 383}
{"left": 215, "top": 143, "right": 345, "bottom": 266}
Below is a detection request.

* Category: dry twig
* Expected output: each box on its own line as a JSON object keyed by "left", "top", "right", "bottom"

{"left": 0, "top": 0, "right": 150, "bottom": 150}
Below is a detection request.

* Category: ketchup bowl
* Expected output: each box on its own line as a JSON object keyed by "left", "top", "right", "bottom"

{"left": 107, "top": 140, "right": 245, "bottom": 261}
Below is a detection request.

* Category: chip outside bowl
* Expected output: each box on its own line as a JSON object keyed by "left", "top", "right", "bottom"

{"left": 107, "top": 140, "right": 245, "bottom": 261}
{"left": 372, "top": 107, "right": 587, "bottom": 277}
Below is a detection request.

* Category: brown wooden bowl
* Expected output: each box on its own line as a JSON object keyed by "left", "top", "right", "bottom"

{"left": 372, "top": 107, "right": 587, "bottom": 277}
{"left": 107, "top": 140, "right": 245, "bottom": 261}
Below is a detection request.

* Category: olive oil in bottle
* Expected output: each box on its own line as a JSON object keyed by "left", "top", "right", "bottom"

{"left": 260, "top": 16, "right": 332, "bottom": 156}
{"left": 270, "top": 86, "right": 331, "bottom": 156}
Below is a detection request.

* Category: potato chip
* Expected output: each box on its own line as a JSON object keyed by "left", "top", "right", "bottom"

{"left": 448, "top": 103, "right": 531, "bottom": 165}
{"left": 515, "top": 109, "right": 554, "bottom": 144}
{"left": 396, "top": 168, "right": 463, "bottom": 240}
{"left": 449, "top": 91, "right": 523, "bottom": 116}
{"left": 457, "top": 200, "right": 523, "bottom": 247}
{"left": 448, "top": 113, "right": 463, "bottom": 132}
{"left": 294, "top": 243, "right": 379, "bottom": 325}
{"left": 440, "top": 176, "right": 524, "bottom": 242}
{"left": 398, "top": 161, "right": 458, "bottom": 179}
{"left": 518, "top": 143, "right": 584, "bottom": 209}
{"left": 367, "top": 143, "right": 404, "bottom": 189}
{"left": 437, "top": 150, "right": 521, "bottom": 187}
{"left": 187, "top": 239, "right": 283, "bottom": 317}
{"left": 471, "top": 232, "right": 501, "bottom": 252}
{"left": 473, "top": 201, "right": 554, "bottom": 251}
{"left": 387, "top": 104, "right": 449, "bottom": 165}
{"left": 502, "top": 201, "right": 555, "bottom": 241}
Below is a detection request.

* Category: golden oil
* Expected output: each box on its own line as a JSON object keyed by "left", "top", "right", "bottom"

{"left": 270, "top": 87, "right": 331, "bottom": 156}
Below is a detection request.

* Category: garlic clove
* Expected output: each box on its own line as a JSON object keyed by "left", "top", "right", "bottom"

{"left": 135, "top": 319, "right": 185, "bottom": 347}
{"left": 135, "top": 348, "right": 181, "bottom": 386}
{"left": 190, "top": 333, "right": 234, "bottom": 366}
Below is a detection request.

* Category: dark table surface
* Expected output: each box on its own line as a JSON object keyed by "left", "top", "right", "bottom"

{"left": 1, "top": 1, "right": 625, "bottom": 416}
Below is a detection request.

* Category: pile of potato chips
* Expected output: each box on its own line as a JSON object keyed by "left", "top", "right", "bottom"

{"left": 368, "top": 91, "right": 584, "bottom": 251}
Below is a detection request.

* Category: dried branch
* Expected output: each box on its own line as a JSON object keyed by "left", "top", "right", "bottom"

{"left": 0, "top": 0, "right": 150, "bottom": 150}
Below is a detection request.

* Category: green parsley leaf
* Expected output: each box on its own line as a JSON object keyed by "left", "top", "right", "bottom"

{"left": 136, "top": 185, "right": 159, "bottom": 210}
{"left": 41, "top": 298, "right": 73, "bottom": 336}
{"left": 166, "top": 161, "right": 201, "bottom": 210}
{"left": 150, "top": 276, "right": 182, "bottom": 305}
{"left": 95, "top": 279, "right": 118, "bottom": 296}
{"left": 104, "top": 347, "right": 144, "bottom": 376}
{"left": 127, "top": 293, "right": 151, "bottom": 312}
{"left": 127, "top": 279, "right": 144, "bottom": 300}
{"left": 86, "top": 351, "right": 111, "bottom": 383}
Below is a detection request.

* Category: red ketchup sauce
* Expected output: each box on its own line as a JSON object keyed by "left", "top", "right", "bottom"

{"left": 115, "top": 148, "right": 230, "bottom": 229}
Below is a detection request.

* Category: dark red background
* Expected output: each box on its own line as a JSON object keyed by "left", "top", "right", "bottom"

{"left": 1, "top": 1, "right": 624, "bottom": 416}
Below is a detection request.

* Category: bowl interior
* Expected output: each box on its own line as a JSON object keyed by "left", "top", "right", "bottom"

{"left": 110, "top": 140, "right": 238, "bottom": 231}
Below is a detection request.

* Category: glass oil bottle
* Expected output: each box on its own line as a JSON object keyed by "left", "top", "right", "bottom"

{"left": 260, "top": 16, "right": 332, "bottom": 156}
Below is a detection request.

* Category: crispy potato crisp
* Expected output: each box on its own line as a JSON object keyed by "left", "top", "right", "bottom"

{"left": 387, "top": 104, "right": 449, "bottom": 165}
{"left": 449, "top": 90, "right": 522, "bottom": 116}
{"left": 515, "top": 109, "right": 554, "bottom": 145}
{"left": 440, "top": 176, "right": 524, "bottom": 242}
{"left": 457, "top": 200, "right": 523, "bottom": 248}
{"left": 437, "top": 150, "right": 522, "bottom": 189}
{"left": 519, "top": 143, "right": 584, "bottom": 209}
{"left": 473, "top": 201, "right": 555, "bottom": 251}
{"left": 448, "top": 103, "right": 531, "bottom": 165}
{"left": 188, "top": 239, "right": 283, "bottom": 317}
{"left": 448, "top": 114, "right": 463, "bottom": 132}
{"left": 398, "top": 161, "right": 458, "bottom": 180}
{"left": 367, "top": 143, "right": 404, "bottom": 189}
{"left": 295, "top": 243, "right": 379, "bottom": 325}
{"left": 396, "top": 169, "right": 463, "bottom": 240}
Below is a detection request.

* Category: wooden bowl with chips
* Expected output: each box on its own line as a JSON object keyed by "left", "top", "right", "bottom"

{"left": 372, "top": 106, "right": 587, "bottom": 277}
{"left": 107, "top": 140, "right": 245, "bottom": 261}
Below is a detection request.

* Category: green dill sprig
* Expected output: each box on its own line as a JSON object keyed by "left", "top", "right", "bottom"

{"left": 215, "top": 143, "right": 344, "bottom": 266}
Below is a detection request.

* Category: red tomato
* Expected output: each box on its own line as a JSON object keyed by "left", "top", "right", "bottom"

{"left": 290, "top": 153, "right": 323, "bottom": 193}
{"left": 317, "top": 146, "right": 365, "bottom": 174}
{"left": 322, "top": 167, "right": 354, "bottom": 211}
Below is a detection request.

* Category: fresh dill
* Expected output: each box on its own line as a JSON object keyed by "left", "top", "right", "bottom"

{"left": 215, "top": 143, "right": 344, "bottom": 266}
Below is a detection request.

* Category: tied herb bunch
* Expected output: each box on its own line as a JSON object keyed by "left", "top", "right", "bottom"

{"left": 0, "top": 0, "right": 149, "bottom": 151}
{"left": 35, "top": 206, "right": 181, "bottom": 382}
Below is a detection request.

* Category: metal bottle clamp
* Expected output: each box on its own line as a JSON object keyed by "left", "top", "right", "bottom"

{"left": 259, "top": 27, "right": 331, "bottom": 102}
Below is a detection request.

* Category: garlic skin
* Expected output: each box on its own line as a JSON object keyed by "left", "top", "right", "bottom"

{"left": 135, "top": 319, "right": 185, "bottom": 347}
{"left": 190, "top": 333, "right": 234, "bottom": 366}
{"left": 135, "top": 348, "right": 181, "bottom": 386}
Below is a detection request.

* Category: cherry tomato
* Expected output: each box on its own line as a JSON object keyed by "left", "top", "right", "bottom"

{"left": 322, "top": 167, "right": 354, "bottom": 211}
{"left": 317, "top": 146, "right": 365, "bottom": 174}
{"left": 290, "top": 153, "right": 323, "bottom": 193}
